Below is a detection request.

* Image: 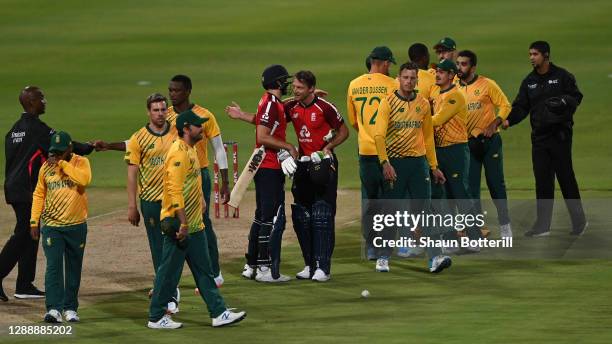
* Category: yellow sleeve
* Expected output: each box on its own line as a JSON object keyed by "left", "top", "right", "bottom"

{"left": 488, "top": 79, "right": 511, "bottom": 120}
{"left": 125, "top": 133, "right": 141, "bottom": 165}
{"left": 373, "top": 98, "right": 391, "bottom": 163}
{"left": 58, "top": 156, "right": 92, "bottom": 187}
{"left": 166, "top": 148, "right": 188, "bottom": 210}
{"left": 30, "top": 164, "right": 47, "bottom": 226}
{"left": 432, "top": 93, "right": 464, "bottom": 126}
{"left": 422, "top": 102, "right": 438, "bottom": 170}
{"left": 203, "top": 110, "right": 221, "bottom": 139}
{"left": 346, "top": 84, "right": 358, "bottom": 130}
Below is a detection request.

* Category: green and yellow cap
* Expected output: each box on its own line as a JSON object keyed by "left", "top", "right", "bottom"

{"left": 176, "top": 109, "right": 208, "bottom": 130}
{"left": 433, "top": 59, "right": 458, "bottom": 73}
{"left": 49, "top": 131, "right": 72, "bottom": 153}
{"left": 369, "top": 46, "right": 396, "bottom": 64}
{"left": 433, "top": 37, "right": 457, "bottom": 51}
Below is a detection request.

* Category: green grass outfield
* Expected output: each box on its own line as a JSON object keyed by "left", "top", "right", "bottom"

{"left": 4, "top": 221, "right": 612, "bottom": 344}
{"left": 0, "top": 0, "right": 611, "bottom": 189}
{"left": 2, "top": 190, "right": 612, "bottom": 343}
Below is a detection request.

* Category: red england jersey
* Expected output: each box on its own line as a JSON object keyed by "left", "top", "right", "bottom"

{"left": 255, "top": 92, "right": 287, "bottom": 169}
{"left": 284, "top": 96, "right": 344, "bottom": 156}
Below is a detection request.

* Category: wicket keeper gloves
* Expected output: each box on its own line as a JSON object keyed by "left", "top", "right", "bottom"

{"left": 279, "top": 149, "right": 297, "bottom": 176}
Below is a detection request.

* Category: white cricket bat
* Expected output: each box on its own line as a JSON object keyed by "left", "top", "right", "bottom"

{"left": 228, "top": 123, "right": 278, "bottom": 208}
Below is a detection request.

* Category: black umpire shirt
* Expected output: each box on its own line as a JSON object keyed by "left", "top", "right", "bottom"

{"left": 507, "top": 62, "right": 583, "bottom": 144}
{"left": 4, "top": 112, "right": 94, "bottom": 204}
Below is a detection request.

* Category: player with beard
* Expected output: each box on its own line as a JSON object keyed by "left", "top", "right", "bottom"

{"left": 455, "top": 50, "right": 513, "bottom": 238}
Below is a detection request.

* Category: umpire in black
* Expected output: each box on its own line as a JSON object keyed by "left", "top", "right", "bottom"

{"left": 497, "top": 41, "right": 587, "bottom": 237}
{"left": 1, "top": 86, "right": 94, "bottom": 301}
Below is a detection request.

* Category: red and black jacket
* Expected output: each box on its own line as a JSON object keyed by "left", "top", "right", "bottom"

{"left": 4, "top": 112, "right": 94, "bottom": 204}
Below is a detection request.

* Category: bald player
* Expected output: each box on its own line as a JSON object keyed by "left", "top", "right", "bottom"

{"left": 373, "top": 62, "right": 451, "bottom": 273}
{"left": 1, "top": 86, "right": 95, "bottom": 302}
{"left": 431, "top": 59, "right": 482, "bottom": 248}
{"left": 456, "top": 50, "right": 513, "bottom": 238}
{"left": 347, "top": 46, "right": 399, "bottom": 260}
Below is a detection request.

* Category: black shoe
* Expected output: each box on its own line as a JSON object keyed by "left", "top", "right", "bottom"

{"left": 570, "top": 221, "right": 588, "bottom": 236}
{"left": 524, "top": 228, "right": 551, "bottom": 237}
{"left": 14, "top": 284, "right": 45, "bottom": 299}
{"left": 0, "top": 280, "right": 8, "bottom": 302}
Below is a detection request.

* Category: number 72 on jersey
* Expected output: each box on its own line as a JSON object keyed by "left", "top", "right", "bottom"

{"left": 354, "top": 96, "right": 381, "bottom": 125}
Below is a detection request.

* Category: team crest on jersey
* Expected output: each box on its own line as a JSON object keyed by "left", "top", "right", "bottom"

{"left": 174, "top": 162, "right": 181, "bottom": 167}
{"left": 475, "top": 89, "right": 480, "bottom": 96}
{"left": 311, "top": 112, "right": 317, "bottom": 122}
{"left": 292, "top": 112, "right": 299, "bottom": 119}
{"left": 416, "top": 106, "right": 421, "bottom": 113}
{"left": 449, "top": 99, "right": 456, "bottom": 104}
{"left": 146, "top": 143, "right": 155, "bottom": 150}
{"left": 399, "top": 108, "right": 405, "bottom": 113}
{"left": 300, "top": 125, "right": 311, "bottom": 138}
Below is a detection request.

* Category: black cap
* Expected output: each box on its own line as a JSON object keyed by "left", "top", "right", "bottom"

{"left": 262, "top": 65, "right": 290, "bottom": 89}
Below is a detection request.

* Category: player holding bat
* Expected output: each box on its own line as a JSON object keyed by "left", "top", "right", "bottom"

{"left": 225, "top": 65, "right": 296, "bottom": 283}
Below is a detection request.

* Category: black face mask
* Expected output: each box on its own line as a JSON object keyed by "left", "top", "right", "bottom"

{"left": 279, "top": 77, "right": 293, "bottom": 96}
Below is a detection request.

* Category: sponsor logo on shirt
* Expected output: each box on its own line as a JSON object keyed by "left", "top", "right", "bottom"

{"left": 528, "top": 83, "right": 538, "bottom": 89}
{"left": 467, "top": 102, "right": 482, "bottom": 111}
{"left": 300, "top": 125, "right": 311, "bottom": 138}
{"left": 548, "top": 79, "right": 559, "bottom": 84}
{"left": 11, "top": 131, "right": 25, "bottom": 143}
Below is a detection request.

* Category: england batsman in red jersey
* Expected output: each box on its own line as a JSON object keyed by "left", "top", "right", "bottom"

{"left": 282, "top": 71, "right": 349, "bottom": 282}
{"left": 225, "top": 65, "right": 297, "bottom": 283}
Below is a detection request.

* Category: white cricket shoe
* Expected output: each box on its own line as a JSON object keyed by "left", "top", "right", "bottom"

{"left": 212, "top": 309, "right": 246, "bottom": 327}
{"left": 429, "top": 255, "right": 452, "bottom": 273}
{"left": 64, "top": 310, "right": 79, "bottom": 322}
{"left": 500, "top": 223, "right": 513, "bottom": 238}
{"left": 375, "top": 258, "right": 389, "bottom": 272}
{"left": 255, "top": 267, "right": 291, "bottom": 283}
{"left": 147, "top": 314, "right": 183, "bottom": 329}
{"left": 242, "top": 264, "right": 255, "bottom": 279}
{"left": 44, "top": 309, "right": 62, "bottom": 323}
{"left": 311, "top": 268, "right": 330, "bottom": 282}
{"left": 296, "top": 266, "right": 311, "bottom": 279}
{"left": 214, "top": 272, "right": 224, "bottom": 288}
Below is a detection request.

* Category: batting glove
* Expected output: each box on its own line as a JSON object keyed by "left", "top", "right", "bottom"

{"left": 281, "top": 156, "right": 297, "bottom": 176}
